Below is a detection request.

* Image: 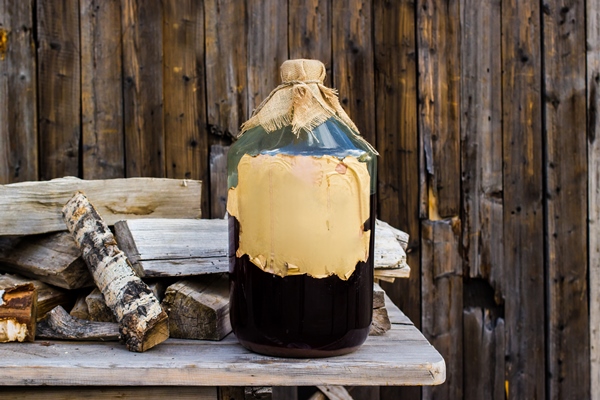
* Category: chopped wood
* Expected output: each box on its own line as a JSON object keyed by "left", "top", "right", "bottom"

{"left": 37, "top": 305, "right": 119, "bottom": 341}
{"left": 0, "top": 281, "right": 36, "bottom": 342}
{"left": 0, "top": 177, "right": 202, "bottom": 236}
{"left": 86, "top": 288, "right": 116, "bottom": 323}
{"left": 162, "top": 275, "right": 231, "bottom": 341}
{"left": 316, "top": 386, "right": 353, "bottom": 400}
{"left": 115, "top": 218, "right": 409, "bottom": 278}
{"left": 0, "top": 273, "right": 70, "bottom": 319}
{"left": 376, "top": 219, "right": 409, "bottom": 251}
{"left": 147, "top": 280, "right": 167, "bottom": 303}
{"left": 369, "top": 306, "right": 392, "bottom": 336}
{"left": 0, "top": 231, "right": 92, "bottom": 289}
{"left": 69, "top": 294, "right": 90, "bottom": 320}
{"left": 373, "top": 283, "right": 385, "bottom": 309}
{"left": 373, "top": 267, "right": 410, "bottom": 282}
{"left": 62, "top": 192, "right": 169, "bottom": 352}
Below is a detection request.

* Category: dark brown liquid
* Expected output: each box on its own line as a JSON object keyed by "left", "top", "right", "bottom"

{"left": 229, "top": 195, "right": 375, "bottom": 358}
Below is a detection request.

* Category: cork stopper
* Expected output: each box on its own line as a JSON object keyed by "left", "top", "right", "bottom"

{"left": 280, "top": 59, "right": 326, "bottom": 84}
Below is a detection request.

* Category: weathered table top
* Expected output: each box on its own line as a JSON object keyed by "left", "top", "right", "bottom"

{"left": 0, "top": 295, "right": 445, "bottom": 388}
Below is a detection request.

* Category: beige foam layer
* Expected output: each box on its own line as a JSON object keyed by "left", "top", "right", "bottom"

{"left": 227, "top": 154, "right": 371, "bottom": 280}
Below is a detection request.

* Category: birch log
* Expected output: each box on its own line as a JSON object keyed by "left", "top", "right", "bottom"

{"left": 62, "top": 192, "right": 169, "bottom": 352}
{"left": 0, "top": 282, "right": 36, "bottom": 342}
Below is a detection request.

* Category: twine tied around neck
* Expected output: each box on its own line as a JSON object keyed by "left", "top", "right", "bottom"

{"left": 238, "top": 59, "right": 378, "bottom": 155}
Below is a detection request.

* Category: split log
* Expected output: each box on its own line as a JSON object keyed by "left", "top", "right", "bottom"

{"left": 115, "top": 218, "right": 409, "bottom": 278}
{"left": 0, "top": 273, "right": 70, "bottom": 319}
{"left": 315, "top": 386, "right": 353, "bottom": 400}
{"left": 0, "top": 177, "right": 202, "bottom": 236}
{"left": 0, "top": 231, "right": 92, "bottom": 289}
{"left": 62, "top": 192, "right": 169, "bottom": 352}
{"left": 373, "top": 283, "right": 385, "bottom": 309}
{"left": 86, "top": 288, "right": 116, "bottom": 323}
{"left": 0, "top": 282, "right": 36, "bottom": 342}
{"left": 70, "top": 294, "right": 90, "bottom": 320}
{"left": 162, "top": 274, "right": 231, "bottom": 340}
{"left": 369, "top": 307, "right": 392, "bottom": 336}
{"left": 37, "top": 306, "right": 119, "bottom": 341}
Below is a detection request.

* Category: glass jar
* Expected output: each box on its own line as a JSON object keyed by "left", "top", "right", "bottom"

{"left": 227, "top": 60, "right": 377, "bottom": 357}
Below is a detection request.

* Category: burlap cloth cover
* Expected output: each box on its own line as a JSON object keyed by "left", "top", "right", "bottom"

{"left": 239, "top": 59, "right": 378, "bottom": 154}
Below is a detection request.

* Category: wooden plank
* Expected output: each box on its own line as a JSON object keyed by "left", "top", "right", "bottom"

{"left": 588, "top": 0, "right": 600, "bottom": 396}
{"left": 37, "top": 0, "right": 81, "bottom": 179}
{"left": 421, "top": 219, "right": 463, "bottom": 400}
{"left": 0, "top": 177, "right": 202, "bottom": 235}
{"left": 463, "top": 308, "right": 505, "bottom": 400}
{"left": 0, "top": 232, "right": 91, "bottom": 290}
{"left": 114, "top": 218, "right": 409, "bottom": 278}
{"left": 332, "top": 0, "right": 376, "bottom": 146}
{"left": 246, "top": 0, "right": 288, "bottom": 114}
{"left": 205, "top": 0, "right": 247, "bottom": 139}
{"left": 543, "top": 2, "right": 589, "bottom": 398}
{"left": 288, "top": 0, "right": 332, "bottom": 85}
{"left": 501, "top": 1, "right": 545, "bottom": 398}
{"left": 163, "top": 0, "right": 209, "bottom": 217}
{"left": 460, "top": 0, "right": 503, "bottom": 286}
{"left": 0, "top": 0, "right": 38, "bottom": 184}
{"left": 209, "top": 145, "right": 229, "bottom": 218}
{"left": 121, "top": 0, "right": 164, "bottom": 177}
{"left": 417, "top": 0, "right": 461, "bottom": 218}
{"left": 0, "top": 387, "right": 217, "bottom": 399}
{"left": 0, "top": 301, "right": 445, "bottom": 387}
{"left": 80, "top": 0, "right": 124, "bottom": 179}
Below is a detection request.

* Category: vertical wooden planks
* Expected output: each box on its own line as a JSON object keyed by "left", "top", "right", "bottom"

{"left": 460, "top": 0, "right": 503, "bottom": 289}
{"left": 588, "top": 0, "right": 600, "bottom": 397}
{"left": 80, "top": 0, "right": 124, "bottom": 179}
{"left": 37, "top": 0, "right": 80, "bottom": 180}
{"left": 463, "top": 308, "right": 505, "bottom": 400}
{"left": 421, "top": 218, "right": 463, "bottom": 400}
{"left": 205, "top": 0, "right": 246, "bottom": 217}
{"left": 332, "top": 0, "right": 376, "bottom": 146}
{"left": 0, "top": 0, "right": 37, "bottom": 183}
{"left": 373, "top": 0, "right": 420, "bottom": 322}
{"left": 122, "top": 0, "right": 164, "bottom": 177}
{"left": 163, "top": 0, "right": 209, "bottom": 216}
{"left": 209, "top": 145, "right": 229, "bottom": 218}
{"left": 417, "top": 0, "right": 461, "bottom": 218}
{"left": 543, "top": 1, "right": 589, "bottom": 399}
{"left": 246, "top": 0, "right": 288, "bottom": 114}
{"left": 501, "top": 1, "right": 545, "bottom": 398}
{"left": 288, "top": 0, "right": 332, "bottom": 84}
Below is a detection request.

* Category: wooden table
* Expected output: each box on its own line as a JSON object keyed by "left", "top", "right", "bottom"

{"left": 0, "top": 295, "right": 445, "bottom": 398}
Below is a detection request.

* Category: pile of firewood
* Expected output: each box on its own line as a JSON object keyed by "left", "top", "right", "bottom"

{"left": 0, "top": 177, "right": 409, "bottom": 352}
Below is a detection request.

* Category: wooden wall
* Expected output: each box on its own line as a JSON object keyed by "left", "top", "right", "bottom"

{"left": 0, "top": 0, "right": 595, "bottom": 399}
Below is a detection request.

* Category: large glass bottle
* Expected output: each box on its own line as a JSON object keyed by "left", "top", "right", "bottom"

{"left": 227, "top": 59, "right": 377, "bottom": 357}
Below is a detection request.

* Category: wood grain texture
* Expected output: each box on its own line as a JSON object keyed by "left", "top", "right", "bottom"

{"left": 37, "top": 0, "right": 80, "bottom": 180}
{"left": 0, "top": 0, "right": 38, "bottom": 183}
{"left": 36, "top": 305, "right": 120, "bottom": 341}
{"left": 421, "top": 219, "right": 463, "bottom": 400}
{"left": 417, "top": 0, "right": 461, "bottom": 218}
{"left": 0, "top": 231, "right": 92, "bottom": 289}
{"left": 0, "top": 273, "right": 71, "bottom": 318}
{"left": 588, "top": 0, "right": 600, "bottom": 397}
{"left": 246, "top": 0, "right": 288, "bottom": 115}
{"left": 80, "top": 0, "right": 124, "bottom": 179}
{"left": 332, "top": 0, "right": 376, "bottom": 146}
{"left": 205, "top": 0, "right": 247, "bottom": 139}
{"left": 0, "top": 297, "right": 445, "bottom": 387}
{"left": 122, "top": 0, "right": 164, "bottom": 177}
{"left": 463, "top": 308, "right": 505, "bottom": 400}
{"left": 0, "top": 281, "right": 36, "bottom": 342}
{"left": 288, "top": 0, "right": 332, "bottom": 85}
{"left": 209, "top": 145, "right": 229, "bottom": 218}
{"left": 162, "top": 275, "right": 231, "bottom": 341}
{"left": 163, "top": 0, "right": 209, "bottom": 217}
{"left": 85, "top": 288, "right": 115, "bottom": 323}
{"left": 543, "top": 2, "right": 589, "bottom": 398}
{"left": 0, "top": 177, "right": 201, "bottom": 235}
{"left": 373, "top": 0, "right": 421, "bottom": 357}
{"left": 460, "top": 0, "right": 503, "bottom": 289}
{"left": 501, "top": 1, "right": 545, "bottom": 398}
{"left": 0, "top": 387, "right": 217, "bottom": 399}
